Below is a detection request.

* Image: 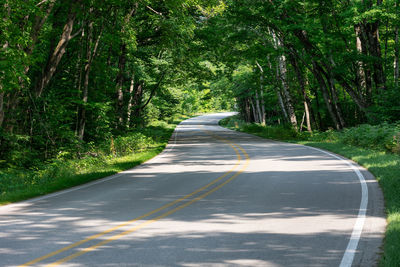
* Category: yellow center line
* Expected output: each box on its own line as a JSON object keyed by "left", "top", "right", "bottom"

{"left": 46, "top": 138, "right": 250, "bottom": 267}
{"left": 20, "top": 133, "right": 245, "bottom": 267}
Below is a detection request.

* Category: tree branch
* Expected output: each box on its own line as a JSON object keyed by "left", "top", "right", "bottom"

{"left": 146, "top": 5, "right": 163, "bottom": 16}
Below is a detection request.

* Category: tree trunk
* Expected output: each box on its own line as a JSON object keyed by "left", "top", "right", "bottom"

{"left": 288, "top": 55, "right": 312, "bottom": 132}
{"left": 4, "top": 91, "right": 19, "bottom": 133}
{"left": 325, "top": 57, "right": 346, "bottom": 128}
{"left": 311, "top": 62, "right": 341, "bottom": 130}
{"left": 278, "top": 55, "right": 298, "bottom": 130}
{"left": 359, "top": 19, "right": 386, "bottom": 91}
{"left": 255, "top": 61, "right": 266, "bottom": 124}
{"left": 303, "top": 101, "right": 311, "bottom": 132}
{"left": 74, "top": 27, "right": 84, "bottom": 136}
{"left": 272, "top": 31, "right": 297, "bottom": 130}
{"left": 132, "top": 83, "right": 143, "bottom": 121}
{"left": 328, "top": 80, "right": 345, "bottom": 128}
{"left": 293, "top": 28, "right": 370, "bottom": 113}
{"left": 249, "top": 97, "right": 258, "bottom": 123}
{"left": 116, "top": 44, "right": 126, "bottom": 128}
{"left": 274, "top": 65, "right": 289, "bottom": 122}
{"left": 299, "top": 112, "right": 305, "bottom": 132}
{"left": 395, "top": 26, "right": 399, "bottom": 89}
{"left": 26, "top": 0, "right": 55, "bottom": 56}
{"left": 254, "top": 90, "right": 262, "bottom": 123}
{"left": 267, "top": 54, "right": 288, "bottom": 123}
{"left": 36, "top": 1, "right": 81, "bottom": 97}
{"left": 354, "top": 24, "right": 368, "bottom": 94}
{"left": 126, "top": 73, "right": 135, "bottom": 128}
{"left": 0, "top": 91, "right": 4, "bottom": 127}
{"left": 115, "top": 4, "right": 139, "bottom": 128}
{"left": 78, "top": 19, "right": 102, "bottom": 140}
{"left": 311, "top": 86, "right": 324, "bottom": 130}
{"left": 0, "top": 2, "right": 10, "bottom": 128}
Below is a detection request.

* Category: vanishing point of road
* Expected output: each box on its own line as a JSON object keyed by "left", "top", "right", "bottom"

{"left": 0, "top": 113, "right": 386, "bottom": 266}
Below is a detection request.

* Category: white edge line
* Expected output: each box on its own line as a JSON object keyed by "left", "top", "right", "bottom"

{"left": 0, "top": 125, "right": 181, "bottom": 211}
{"left": 305, "top": 146, "right": 368, "bottom": 267}
{"left": 220, "top": 121, "right": 368, "bottom": 266}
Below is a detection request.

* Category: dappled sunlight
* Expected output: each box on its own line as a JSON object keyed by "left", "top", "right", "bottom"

{"left": 0, "top": 114, "right": 385, "bottom": 266}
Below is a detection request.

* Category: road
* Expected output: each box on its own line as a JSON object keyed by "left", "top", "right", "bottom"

{"left": 0, "top": 113, "right": 385, "bottom": 266}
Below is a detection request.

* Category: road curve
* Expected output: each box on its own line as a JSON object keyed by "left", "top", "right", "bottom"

{"left": 0, "top": 113, "right": 385, "bottom": 266}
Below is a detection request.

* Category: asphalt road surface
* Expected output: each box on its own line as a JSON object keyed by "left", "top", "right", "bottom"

{"left": 0, "top": 113, "right": 386, "bottom": 267}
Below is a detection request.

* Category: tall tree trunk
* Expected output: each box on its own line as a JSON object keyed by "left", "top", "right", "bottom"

{"left": 0, "top": 91, "right": 4, "bottom": 127}
{"left": 22, "top": 0, "right": 55, "bottom": 77}
{"left": 267, "top": 54, "right": 289, "bottom": 122}
{"left": 278, "top": 55, "right": 298, "bottom": 130}
{"left": 293, "top": 28, "right": 369, "bottom": 113}
{"left": 260, "top": 89, "right": 266, "bottom": 124}
{"left": 277, "top": 89, "right": 289, "bottom": 122}
{"left": 0, "top": 2, "right": 10, "bottom": 129}
{"left": 312, "top": 62, "right": 341, "bottom": 130}
{"left": 255, "top": 61, "right": 266, "bottom": 124}
{"left": 288, "top": 55, "right": 312, "bottom": 132}
{"left": 74, "top": 27, "right": 85, "bottom": 135}
{"left": 126, "top": 73, "right": 135, "bottom": 128}
{"left": 36, "top": 1, "right": 81, "bottom": 97}
{"left": 354, "top": 24, "right": 368, "bottom": 94}
{"left": 116, "top": 44, "right": 126, "bottom": 128}
{"left": 395, "top": 25, "right": 399, "bottom": 88}
{"left": 254, "top": 91, "right": 262, "bottom": 123}
{"left": 312, "top": 86, "right": 324, "bottom": 130}
{"left": 326, "top": 57, "right": 346, "bottom": 128}
{"left": 328, "top": 80, "right": 345, "bottom": 128}
{"left": 132, "top": 83, "right": 143, "bottom": 121}
{"left": 4, "top": 91, "right": 19, "bottom": 133}
{"left": 303, "top": 101, "right": 311, "bottom": 132}
{"left": 249, "top": 97, "right": 258, "bottom": 123}
{"left": 272, "top": 31, "right": 298, "bottom": 130}
{"left": 359, "top": 0, "right": 385, "bottom": 91}
{"left": 365, "top": 21, "right": 386, "bottom": 91}
{"left": 115, "top": 4, "right": 138, "bottom": 128}
{"left": 395, "top": 27, "right": 399, "bottom": 89}
{"left": 357, "top": 23, "right": 373, "bottom": 102}
{"left": 78, "top": 19, "right": 102, "bottom": 140}
{"left": 273, "top": 62, "right": 288, "bottom": 122}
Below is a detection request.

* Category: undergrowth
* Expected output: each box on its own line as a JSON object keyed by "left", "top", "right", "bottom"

{"left": 0, "top": 115, "right": 190, "bottom": 205}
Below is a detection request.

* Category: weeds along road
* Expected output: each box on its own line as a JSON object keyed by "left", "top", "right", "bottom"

{"left": 0, "top": 113, "right": 386, "bottom": 267}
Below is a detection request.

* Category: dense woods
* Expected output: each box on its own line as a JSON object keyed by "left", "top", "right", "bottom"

{"left": 0, "top": 0, "right": 231, "bottom": 168}
{"left": 199, "top": 0, "right": 400, "bottom": 132}
{"left": 0, "top": 0, "right": 399, "bottom": 166}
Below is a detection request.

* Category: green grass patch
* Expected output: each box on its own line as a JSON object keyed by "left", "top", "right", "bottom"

{"left": 0, "top": 114, "right": 192, "bottom": 205}
{"left": 220, "top": 115, "right": 400, "bottom": 267}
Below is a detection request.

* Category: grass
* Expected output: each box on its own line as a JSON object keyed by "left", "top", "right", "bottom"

{"left": 220, "top": 115, "right": 400, "bottom": 267}
{"left": 0, "top": 114, "right": 192, "bottom": 205}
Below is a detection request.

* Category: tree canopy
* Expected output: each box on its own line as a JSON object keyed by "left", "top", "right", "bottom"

{"left": 1, "top": 0, "right": 399, "bottom": 167}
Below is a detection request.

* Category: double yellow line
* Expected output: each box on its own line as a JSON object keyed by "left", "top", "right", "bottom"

{"left": 20, "top": 131, "right": 250, "bottom": 267}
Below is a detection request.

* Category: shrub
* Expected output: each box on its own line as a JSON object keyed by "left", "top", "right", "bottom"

{"left": 112, "top": 133, "right": 154, "bottom": 156}
{"left": 339, "top": 123, "right": 400, "bottom": 153}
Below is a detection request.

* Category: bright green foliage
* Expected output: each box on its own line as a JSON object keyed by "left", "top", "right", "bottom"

{"left": 0, "top": 0, "right": 229, "bottom": 170}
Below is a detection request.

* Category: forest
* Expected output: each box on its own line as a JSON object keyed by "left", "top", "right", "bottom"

{"left": 0, "top": 0, "right": 234, "bottom": 169}
{"left": 1, "top": 0, "right": 399, "bottom": 167}
{"left": 1, "top": 0, "right": 400, "bottom": 265}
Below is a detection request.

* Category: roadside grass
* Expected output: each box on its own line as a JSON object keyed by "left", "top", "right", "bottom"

{"left": 0, "top": 114, "right": 191, "bottom": 205}
{"left": 220, "top": 115, "right": 400, "bottom": 267}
